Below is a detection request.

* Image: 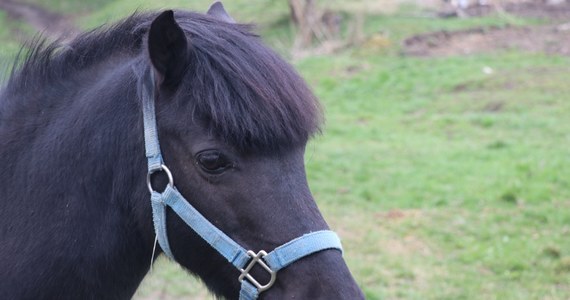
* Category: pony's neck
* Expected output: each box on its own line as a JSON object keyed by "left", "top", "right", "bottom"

{"left": 0, "top": 57, "right": 155, "bottom": 299}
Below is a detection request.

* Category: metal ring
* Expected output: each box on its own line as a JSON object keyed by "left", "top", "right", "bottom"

{"left": 239, "top": 250, "right": 277, "bottom": 293}
{"left": 147, "top": 164, "right": 174, "bottom": 193}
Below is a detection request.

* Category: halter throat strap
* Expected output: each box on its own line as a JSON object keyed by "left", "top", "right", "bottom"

{"left": 139, "top": 68, "right": 343, "bottom": 299}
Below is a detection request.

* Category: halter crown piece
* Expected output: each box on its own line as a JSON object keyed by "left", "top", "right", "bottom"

{"left": 139, "top": 68, "right": 344, "bottom": 299}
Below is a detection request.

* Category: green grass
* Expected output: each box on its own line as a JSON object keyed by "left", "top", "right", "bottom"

{"left": 2, "top": 1, "right": 570, "bottom": 299}
{"left": 299, "top": 51, "right": 570, "bottom": 299}
{"left": 24, "top": 0, "right": 116, "bottom": 14}
{"left": 0, "top": 11, "right": 24, "bottom": 78}
{"left": 48, "top": 0, "right": 289, "bottom": 33}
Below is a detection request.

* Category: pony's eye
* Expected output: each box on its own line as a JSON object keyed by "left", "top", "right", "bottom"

{"left": 196, "top": 151, "right": 233, "bottom": 174}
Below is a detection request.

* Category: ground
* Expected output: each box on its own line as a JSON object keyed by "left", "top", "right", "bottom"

{"left": 404, "top": 2, "right": 570, "bottom": 57}
{"left": 0, "top": 0, "right": 569, "bottom": 299}
{"left": 3, "top": 0, "right": 570, "bottom": 58}
{"left": 0, "top": 0, "right": 77, "bottom": 41}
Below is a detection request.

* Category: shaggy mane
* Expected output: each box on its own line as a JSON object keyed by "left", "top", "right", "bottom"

{"left": 3, "top": 10, "right": 322, "bottom": 153}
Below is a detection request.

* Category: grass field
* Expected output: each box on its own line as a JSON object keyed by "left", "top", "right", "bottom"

{"left": 1, "top": 1, "right": 569, "bottom": 299}
{"left": 303, "top": 51, "right": 570, "bottom": 299}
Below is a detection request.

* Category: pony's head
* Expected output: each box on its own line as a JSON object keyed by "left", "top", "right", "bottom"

{"left": 139, "top": 3, "right": 363, "bottom": 299}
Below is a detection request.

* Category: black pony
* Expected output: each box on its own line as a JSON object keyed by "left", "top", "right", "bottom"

{"left": 0, "top": 3, "right": 364, "bottom": 299}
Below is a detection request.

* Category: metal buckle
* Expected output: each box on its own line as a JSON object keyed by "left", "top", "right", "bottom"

{"left": 238, "top": 250, "right": 277, "bottom": 292}
{"left": 146, "top": 164, "right": 174, "bottom": 193}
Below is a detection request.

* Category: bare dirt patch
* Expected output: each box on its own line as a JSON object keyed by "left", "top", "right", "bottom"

{"left": 501, "top": 1, "right": 570, "bottom": 20}
{"left": 403, "top": 25, "right": 570, "bottom": 57}
{"left": 376, "top": 209, "right": 424, "bottom": 221}
{"left": 0, "top": 0, "right": 78, "bottom": 41}
{"left": 438, "top": 0, "right": 570, "bottom": 20}
{"left": 404, "top": 1, "right": 570, "bottom": 57}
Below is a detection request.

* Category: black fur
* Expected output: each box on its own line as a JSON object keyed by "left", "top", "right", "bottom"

{"left": 0, "top": 8, "right": 363, "bottom": 300}
{"left": 148, "top": 10, "right": 189, "bottom": 87}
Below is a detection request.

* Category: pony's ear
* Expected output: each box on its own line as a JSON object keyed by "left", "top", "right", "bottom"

{"left": 148, "top": 10, "right": 189, "bottom": 88}
{"left": 207, "top": 1, "right": 235, "bottom": 23}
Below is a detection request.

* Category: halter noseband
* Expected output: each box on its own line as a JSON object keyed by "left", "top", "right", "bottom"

{"left": 139, "top": 68, "right": 343, "bottom": 299}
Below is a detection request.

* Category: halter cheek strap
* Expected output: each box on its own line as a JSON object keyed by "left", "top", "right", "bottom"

{"left": 140, "top": 68, "right": 343, "bottom": 300}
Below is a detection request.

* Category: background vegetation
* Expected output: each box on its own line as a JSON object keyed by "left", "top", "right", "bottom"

{"left": 0, "top": 1, "right": 568, "bottom": 299}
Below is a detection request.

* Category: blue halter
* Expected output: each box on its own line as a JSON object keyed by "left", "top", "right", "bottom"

{"left": 139, "top": 68, "right": 343, "bottom": 299}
